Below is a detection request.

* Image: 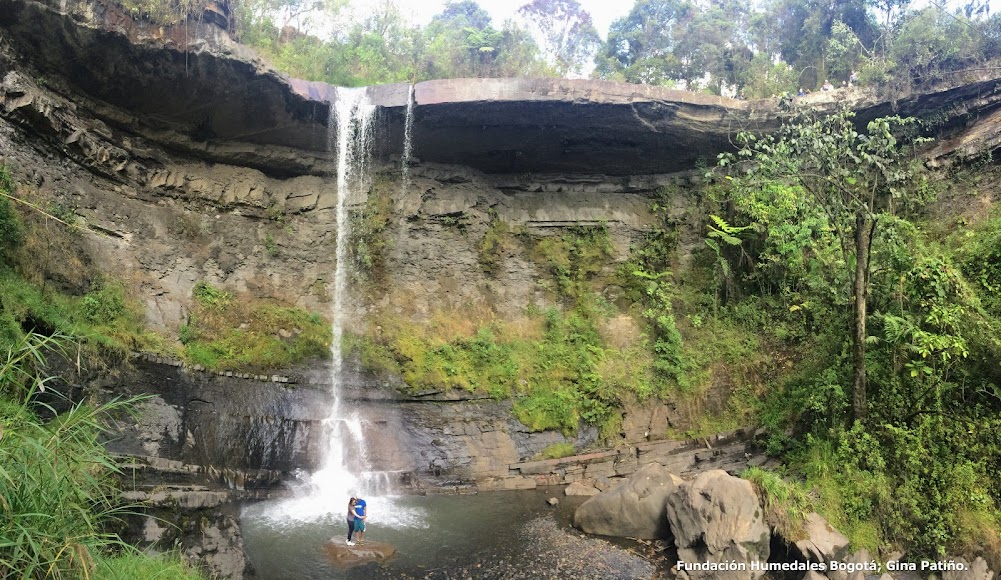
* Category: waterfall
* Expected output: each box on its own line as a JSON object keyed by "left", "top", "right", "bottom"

{"left": 400, "top": 84, "right": 415, "bottom": 195}
{"left": 307, "top": 87, "right": 377, "bottom": 500}
{"left": 251, "top": 87, "right": 426, "bottom": 531}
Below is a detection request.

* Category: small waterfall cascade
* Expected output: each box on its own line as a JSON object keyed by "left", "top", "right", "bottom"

{"left": 400, "top": 84, "right": 415, "bottom": 195}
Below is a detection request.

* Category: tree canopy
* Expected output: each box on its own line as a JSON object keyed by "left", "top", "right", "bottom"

{"left": 119, "top": 0, "right": 1001, "bottom": 93}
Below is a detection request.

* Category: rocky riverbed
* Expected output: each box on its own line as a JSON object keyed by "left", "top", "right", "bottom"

{"left": 393, "top": 516, "right": 665, "bottom": 580}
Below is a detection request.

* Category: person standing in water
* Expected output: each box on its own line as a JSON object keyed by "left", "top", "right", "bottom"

{"left": 352, "top": 497, "right": 367, "bottom": 545}
{"left": 346, "top": 497, "right": 357, "bottom": 545}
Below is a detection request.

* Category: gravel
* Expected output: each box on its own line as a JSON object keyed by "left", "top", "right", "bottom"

{"left": 390, "top": 514, "right": 668, "bottom": 580}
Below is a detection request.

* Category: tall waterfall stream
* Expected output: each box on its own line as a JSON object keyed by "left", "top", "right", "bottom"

{"left": 242, "top": 87, "right": 423, "bottom": 535}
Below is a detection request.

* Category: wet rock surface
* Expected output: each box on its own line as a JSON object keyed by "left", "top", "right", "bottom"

{"left": 325, "top": 540, "right": 398, "bottom": 568}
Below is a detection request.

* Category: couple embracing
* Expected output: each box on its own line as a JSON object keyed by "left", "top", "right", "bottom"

{"left": 346, "top": 497, "right": 367, "bottom": 546}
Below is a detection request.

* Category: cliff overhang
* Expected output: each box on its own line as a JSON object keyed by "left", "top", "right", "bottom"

{"left": 3, "top": 0, "right": 1001, "bottom": 176}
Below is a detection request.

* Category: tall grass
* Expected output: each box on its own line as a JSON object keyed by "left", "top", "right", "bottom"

{"left": 742, "top": 466, "right": 811, "bottom": 541}
{"left": 0, "top": 333, "right": 202, "bottom": 578}
{"left": 94, "top": 552, "right": 203, "bottom": 580}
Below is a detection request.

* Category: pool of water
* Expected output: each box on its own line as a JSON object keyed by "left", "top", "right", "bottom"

{"left": 241, "top": 489, "right": 618, "bottom": 579}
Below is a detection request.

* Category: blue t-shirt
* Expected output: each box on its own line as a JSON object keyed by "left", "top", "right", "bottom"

{"left": 353, "top": 499, "right": 366, "bottom": 519}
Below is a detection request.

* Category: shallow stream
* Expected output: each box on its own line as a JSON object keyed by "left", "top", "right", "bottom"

{"left": 241, "top": 489, "right": 660, "bottom": 579}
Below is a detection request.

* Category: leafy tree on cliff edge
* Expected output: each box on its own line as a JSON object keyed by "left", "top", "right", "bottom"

{"left": 719, "top": 111, "right": 929, "bottom": 421}
{"left": 517, "top": 0, "right": 602, "bottom": 77}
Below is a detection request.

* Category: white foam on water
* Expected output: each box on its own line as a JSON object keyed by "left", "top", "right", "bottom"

{"left": 249, "top": 495, "right": 429, "bottom": 531}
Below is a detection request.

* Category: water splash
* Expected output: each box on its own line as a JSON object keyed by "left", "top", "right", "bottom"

{"left": 400, "top": 84, "right": 415, "bottom": 195}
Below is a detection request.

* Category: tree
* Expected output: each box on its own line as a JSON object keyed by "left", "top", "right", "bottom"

{"left": 517, "top": 0, "right": 601, "bottom": 76}
{"left": 720, "top": 111, "right": 928, "bottom": 421}
{"left": 421, "top": 3, "right": 547, "bottom": 79}
{"left": 596, "top": 0, "right": 758, "bottom": 93}
{"left": 888, "top": 7, "right": 980, "bottom": 86}
{"left": 675, "top": 0, "right": 752, "bottom": 93}
{"left": 596, "top": 0, "right": 693, "bottom": 84}
{"left": 768, "top": 0, "right": 877, "bottom": 88}
{"left": 436, "top": 0, "right": 492, "bottom": 30}
{"left": 232, "top": 0, "right": 348, "bottom": 43}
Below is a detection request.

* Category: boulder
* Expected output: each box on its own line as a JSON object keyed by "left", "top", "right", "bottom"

{"left": 943, "top": 557, "right": 996, "bottom": 580}
{"left": 573, "top": 462, "right": 682, "bottom": 539}
{"left": 666, "top": 469, "right": 770, "bottom": 580}
{"left": 565, "top": 481, "right": 600, "bottom": 496}
{"left": 793, "top": 513, "right": 850, "bottom": 563}
{"left": 325, "top": 540, "right": 396, "bottom": 569}
{"left": 828, "top": 549, "right": 874, "bottom": 580}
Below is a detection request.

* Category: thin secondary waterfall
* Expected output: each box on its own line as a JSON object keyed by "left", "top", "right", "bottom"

{"left": 309, "top": 87, "right": 379, "bottom": 499}
{"left": 400, "top": 84, "right": 415, "bottom": 195}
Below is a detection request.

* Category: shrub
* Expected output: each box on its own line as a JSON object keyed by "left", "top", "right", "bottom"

{"left": 0, "top": 166, "right": 25, "bottom": 265}
{"left": 181, "top": 284, "right": 330, "bottom": 371}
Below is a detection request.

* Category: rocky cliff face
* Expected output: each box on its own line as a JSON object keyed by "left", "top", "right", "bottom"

{"left": 4, "top": 3, "right": 1001, "bottom": 575}
{"left": 3, "top": 0, "right": 1001, "bottom": 486}
{"left": 4, "top": 0, "right": 1001, "bottom": 335}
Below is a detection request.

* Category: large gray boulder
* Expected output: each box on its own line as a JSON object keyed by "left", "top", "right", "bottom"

{"left": 793, "top": 513, "right": 850, "bottom": 564}
{"left": 943, "top": 557, "right": 996, "bottom": 580}
{"left": 573, "top": 462, "right": 682, "bottom": 539}
{"left": 666, "top": 469, "right": 770, "bottom": 580}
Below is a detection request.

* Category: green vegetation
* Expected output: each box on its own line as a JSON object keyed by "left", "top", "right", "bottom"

{"left": 598, "top": 0, "right": 1001, "bottom": 97}
{"left": 721, "top": 111, "right": 930, "bottom": 420}
{"left": 0, "top": 333, "right": 204, "bottom": 579}
{"left": 354, "top": 226, "right": 631, "bottom": 435}
{"left": 705, "top": 115, "right": 1001, "bottom": 564}
{"left": 477, "top": 216, "right": 516, "bottom": 276}
{"left": 233, "top": 0, "right": 554, "bottom": 86}
{"left": 0, "top": 166, "right": 169, "bottom": 358}
{"left": 742, "top": 466, "right": 811, "bottom": 541}
{"left": 116, "top": 0, "right": 204, "bottom": 23}
{"left": 0, "top": 272, "right": 170, "bottom": 358}
{"left": 350, "top": 177, "right": 395, "bottom": 280}
{"left": 537, "top": 441, "right": 576, "bottom": 460}
{"left": 95, "top": 552, "right": 203, "bottom": 579}
{"left": 179, "top": 281, "right": 330, "bottom": 371}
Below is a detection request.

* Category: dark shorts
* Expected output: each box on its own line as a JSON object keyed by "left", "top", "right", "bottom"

{"left": 353, "top": 519, "right": 366, "bottom": 532}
